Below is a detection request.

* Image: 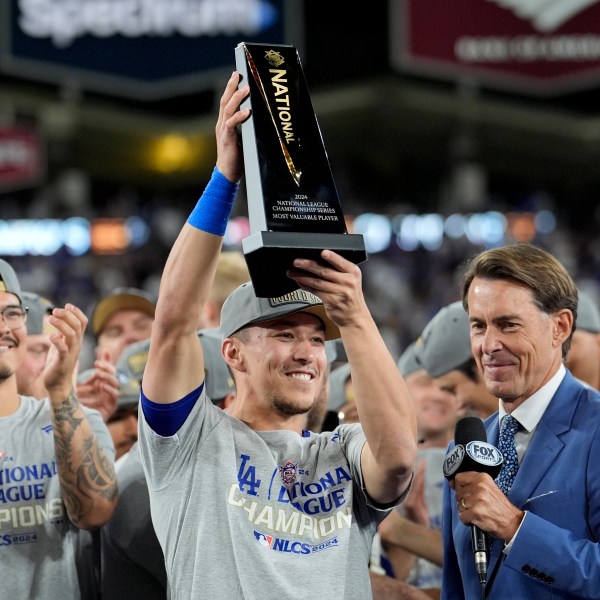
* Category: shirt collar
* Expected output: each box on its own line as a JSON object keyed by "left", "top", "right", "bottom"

{"left": 498, "top": 363, "right": 566, "bottom": 433}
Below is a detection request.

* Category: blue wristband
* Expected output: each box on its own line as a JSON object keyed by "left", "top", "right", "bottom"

{"left": 187, "top": 167, "right": 239, "bottom": 236}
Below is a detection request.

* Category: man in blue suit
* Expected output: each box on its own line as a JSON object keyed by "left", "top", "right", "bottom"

{"left": 441, "top": 243, "right": 600, "bottom": 599}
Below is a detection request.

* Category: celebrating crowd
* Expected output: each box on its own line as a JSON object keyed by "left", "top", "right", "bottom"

{"left": 0, "top": 73, "right": 599, "bottom": 600}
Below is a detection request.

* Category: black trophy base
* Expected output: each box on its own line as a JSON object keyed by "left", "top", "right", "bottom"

{"left": 242, "top": 231, "right": 367, "bottom": 298}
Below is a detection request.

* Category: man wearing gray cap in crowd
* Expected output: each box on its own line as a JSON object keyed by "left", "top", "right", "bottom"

{"left": 138, "top": 74, "right": 417, "bottom": 600}
{"left": 0, "top": 258, "right": 118, "bottom": 599}
{"left": 15, "top": 291, "right": 55, "bottom": 399}
{"left": 418, "top": 301, "right": 497, "bottom": 420}
{"left": 101, "top": 327, "right": 238, "bottom": 600}
{"left": 566, "top": 289, "right": 600, "bottom": 390}
{"left": 77, "top": 287, "right": 156, "bottom": 426}
{"left": 399, "top": 341, "right": 460, "bottom": 448}
{"left": 379, "top": 342, "right": 460, "bottom": 596}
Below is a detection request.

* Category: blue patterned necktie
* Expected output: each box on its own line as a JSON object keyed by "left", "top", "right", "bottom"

{"left": 496, "top": 415, "right": 520, "bottom": 495}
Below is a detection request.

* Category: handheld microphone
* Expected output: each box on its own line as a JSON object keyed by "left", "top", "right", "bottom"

{"left": 443, "top": 417, "right": 503, "bottom": 587}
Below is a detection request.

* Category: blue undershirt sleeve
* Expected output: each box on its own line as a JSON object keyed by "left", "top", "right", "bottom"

{"left": 140, "top": 383, "right": 204, "bottom": 437}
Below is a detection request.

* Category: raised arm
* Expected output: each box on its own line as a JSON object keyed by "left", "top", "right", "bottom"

{"left": 44, "top": 304, "right": 118, "bottom": 529}
{"left": 288, "top": 252, "right": 417, "bottom": 504}
{"left": 142, "top": 72, "right": 249, "bottom": 404}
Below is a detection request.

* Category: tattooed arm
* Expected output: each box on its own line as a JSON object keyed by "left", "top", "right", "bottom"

{"left": 44, "top": 304, "right": 118, "bottom": 530}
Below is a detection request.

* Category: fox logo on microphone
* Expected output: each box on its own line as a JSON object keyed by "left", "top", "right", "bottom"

{"left": 443, "top": 440, "right": 503, "bottom": 480}
{"left": 443, "top": 444, "right": 465, "bottom": 478}
{"left": 465, "top": 441, "right": 502, "bottom": 467}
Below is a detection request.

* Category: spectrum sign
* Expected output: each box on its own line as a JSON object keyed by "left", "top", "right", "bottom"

{"left": 0, "top": 0, "right": 292, "bottom": 100}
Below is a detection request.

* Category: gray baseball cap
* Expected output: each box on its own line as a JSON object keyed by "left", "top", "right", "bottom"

{"left": 576, "top": 289, "right": 600, "bottom": 334}
{"left": 328, "top": 362, "right": 351, "bottom": 411}
{"left": 76, "top": 367, "right": 141, "bottom": 410}
{"left": 220, "top": 282, "right": 340, "bottom": 341}
{"left": 21, "top": 292, "right": 55, "bottom": 336}
{"left": 397, "top": 341, "right": 422, "bottom": 378}
{"left": 116, "top": 339, "right": 150, "bottom": 384}
{"left": 115, "top": 370, "right": 141, "bottom": 410}
{"left": 0, "top": 259, "right": 22, "bottom": 304}
{"left": 419, "top": 301, "right": 472, "bottom": 379}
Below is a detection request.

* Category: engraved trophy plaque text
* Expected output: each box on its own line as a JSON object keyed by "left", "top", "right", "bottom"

{"left": 235, "top": 42, "right": 366, "bottom": 297}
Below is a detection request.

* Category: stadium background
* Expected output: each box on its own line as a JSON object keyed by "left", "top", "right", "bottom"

{"left": 2, "top": 0, "right": 600, "bottom": 366}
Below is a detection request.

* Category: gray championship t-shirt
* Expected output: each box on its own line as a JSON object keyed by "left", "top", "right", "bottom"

{"left": 0, "top": 395, "right": 115, "bottom": 599}
{"left": 139, "top": 389, "right": 393, "bottom": 600}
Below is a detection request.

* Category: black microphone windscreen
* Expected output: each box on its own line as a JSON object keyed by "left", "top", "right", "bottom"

{"left": 455, "top": 416, "right": 487, "bottom": 446}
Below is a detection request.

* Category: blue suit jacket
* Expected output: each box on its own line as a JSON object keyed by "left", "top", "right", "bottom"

{"left": 441, "top": 371, "right": 600, "bottom": 599}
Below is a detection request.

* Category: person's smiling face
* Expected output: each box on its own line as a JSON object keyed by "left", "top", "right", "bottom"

{"left": 238, "top": 312, "right": 327, "bottom": 418}
{"left": 467, "top": 277, "right": 569, "bottom": 409}
{"left": 0, "top": 292, "right": 27, "bottom": 381}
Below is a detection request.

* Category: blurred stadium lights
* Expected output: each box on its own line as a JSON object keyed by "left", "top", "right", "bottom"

{"left": 0, "top": 217, "right": 89, "bottom": 256}
{"left": 147, "top": 133, "right": 209, "bottom": 174}
{"left": 0, "top": 217, "right": 148, "bottom": 256}
{"left": 224, "top": 209, "right": 554, "bottom": 253}
{"left": 353, "top": 213, "right": 392, "bottom": 254}
{"left": 534, "top": 209, "right": 557, "bottom": 234}
{"left": 0, "top": 209, "right": 555, "bottom": 257}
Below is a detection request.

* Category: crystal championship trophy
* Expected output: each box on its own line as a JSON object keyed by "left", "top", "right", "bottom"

{"left": 235, "top": 42, "right": 366, "bottom": 298}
